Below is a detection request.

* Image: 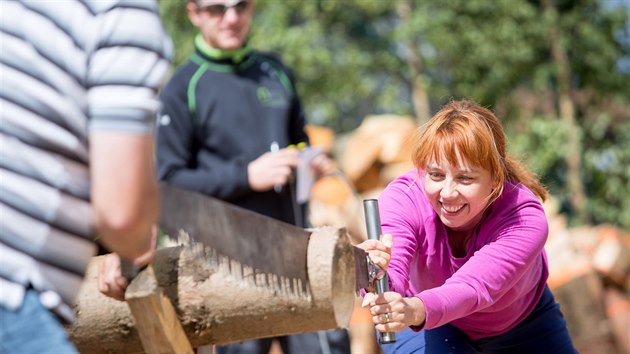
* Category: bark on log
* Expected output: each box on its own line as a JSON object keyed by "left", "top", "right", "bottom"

{"left": 68, "top": 227, "right": 355, "bottom": 353}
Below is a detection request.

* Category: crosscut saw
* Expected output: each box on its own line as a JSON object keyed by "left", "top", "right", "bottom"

{"left": 159, "top": 183, "right": 315, "bottom": 296}
{"left": 159, "top": 183, "right": 374, "bottom": 297}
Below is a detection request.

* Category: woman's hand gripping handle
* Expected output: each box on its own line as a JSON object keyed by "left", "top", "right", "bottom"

{"left": 362, "top": 199, "right": 397, "bottom": 344}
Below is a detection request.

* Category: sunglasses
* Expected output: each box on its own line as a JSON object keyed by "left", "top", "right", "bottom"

{"left": 197, "top": 0, "right": 250, "bottom": 16}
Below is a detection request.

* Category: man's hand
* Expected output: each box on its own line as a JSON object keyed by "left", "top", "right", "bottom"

{"left": 98, "top": 253, "right": 128, "bottom": 301}
{"left": 97, "top": 226, "right": 157, "bottom": 301}
{"left": 248, "top": 148, "right": 299, "bottom": 191}
{"left": 309, "top": 152, "right": 336, "bottom": 179}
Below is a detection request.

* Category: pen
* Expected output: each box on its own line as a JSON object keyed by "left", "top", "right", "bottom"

{"left": 270, "top": 141, "right": 282, "bottom": 193}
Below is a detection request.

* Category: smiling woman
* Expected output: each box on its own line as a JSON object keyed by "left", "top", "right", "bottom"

{"left": 357, "top": 99, "right": 578, "bottom": 354}
{"left": 423, "top": 161, "right": 493, "bottom": 233}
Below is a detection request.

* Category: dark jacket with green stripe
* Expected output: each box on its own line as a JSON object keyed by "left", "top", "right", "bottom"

{"left": 156, "top": 37, "right": 309, "bottom": 226}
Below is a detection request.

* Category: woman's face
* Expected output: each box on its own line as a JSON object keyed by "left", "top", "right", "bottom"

{"left": 423, "top": 155, "right": 494, "bottom": 232}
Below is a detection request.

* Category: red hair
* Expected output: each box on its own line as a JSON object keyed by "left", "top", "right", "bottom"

{"left": 412, "top": 99, "right": 548, "bottom": 202}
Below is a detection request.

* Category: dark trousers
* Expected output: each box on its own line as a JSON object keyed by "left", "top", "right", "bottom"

{"left": 216, "top": 329, "right": 350, "bottom": 354}
{"left": 379, "top": 286, "right": 577, "bottom": 354}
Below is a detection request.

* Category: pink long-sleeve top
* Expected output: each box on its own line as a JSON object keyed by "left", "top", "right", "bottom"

{"left": 380, "top": 170, "right": 549, "bottom": 340}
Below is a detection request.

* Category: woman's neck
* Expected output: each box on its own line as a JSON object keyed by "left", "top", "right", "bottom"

{"left": 446, "top": 229, "right": 473, "bottom": 258}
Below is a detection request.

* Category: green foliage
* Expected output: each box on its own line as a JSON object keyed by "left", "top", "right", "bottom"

{"left": 251, "top": 0, "right": 404, "bottom": 131}
{"left": 158, "top": 0, "right": 195, "bottom": 67}
{"left": 582, "top": 112, "right": 630, "bottom": 230}
{"left": 509, "top": 114, "right": 630, "bottom": 231}
{"left": 509, "top": 117, "right": 566, "bottom": 185}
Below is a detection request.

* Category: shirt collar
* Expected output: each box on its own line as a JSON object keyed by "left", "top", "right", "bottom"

{"left": 194, "top": 33, "right": 251, "bottom": 64}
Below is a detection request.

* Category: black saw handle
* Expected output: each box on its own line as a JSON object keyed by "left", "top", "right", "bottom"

{"left": 363, "top": 199, "right": 396, "bottom": 344}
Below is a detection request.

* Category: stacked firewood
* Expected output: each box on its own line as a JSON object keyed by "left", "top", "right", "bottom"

{"left": 306, "top": 116, "right": 630, "bottom": 354}
{"left": 307, "top": 115, "right": 417, "bottom": 244}
{"left": 545, "top": 198, "right": 630, "bottom": 354}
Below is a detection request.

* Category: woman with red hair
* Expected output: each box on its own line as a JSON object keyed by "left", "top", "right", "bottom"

{"left": 359, "top": 99, "right": 576, "bottom": 353}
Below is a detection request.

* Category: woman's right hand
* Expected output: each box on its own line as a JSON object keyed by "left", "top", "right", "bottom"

{"left": 362, "top": 291, "right": 426, "bottom": 332}
{"left": 355, "top": 233, "right": 393, "bottom": 271}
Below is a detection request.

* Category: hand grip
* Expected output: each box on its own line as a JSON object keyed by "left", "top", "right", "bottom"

{"left": 120, "top": 258, "right": 139, "bottom": 282}
{"left": 363, "top": 199, "right": 396, "bottom": 344}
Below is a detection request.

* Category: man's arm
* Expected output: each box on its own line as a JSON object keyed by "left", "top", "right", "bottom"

{"left": 87, "top": 0, "right": 170, "bottom": 260}
{"left": 90, "top": 132, "right": 157, "bottom": 261}
{"left": 90, "top": 0, "right": 171, "bottom": 301}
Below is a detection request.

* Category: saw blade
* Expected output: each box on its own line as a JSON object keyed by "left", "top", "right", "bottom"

{"left": 353, "top": 246, "right": 370, "bottom": 290}
{"left": 158, "top": 183, "right": 310, "bottom": 297}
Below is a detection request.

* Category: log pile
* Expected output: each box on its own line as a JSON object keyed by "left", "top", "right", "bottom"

{"left": 307, "top": 115, "right": 417, "bottom": 244}
{"left": 337, "top": 114, "right": 416, "bottom": 195}
{"left": 545, "top": 198, "right": 630, "bottom": 354}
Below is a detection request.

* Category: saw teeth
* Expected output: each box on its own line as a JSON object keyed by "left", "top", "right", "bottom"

{"left": 212, "top": 255, "right": 310, "bottom": 299}
{"left": 174, "top": 230, "right": 310, "bottom": 298}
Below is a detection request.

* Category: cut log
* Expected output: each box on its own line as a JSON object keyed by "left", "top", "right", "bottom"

{"left": 593, "top": 226, "right": 630, "bottom": 289}
{"left": 348, "top": 297, "right": 379, "bottom": 354}
{"left": 380, "top": 161, "right": 414, "bottom": 186}
{"left": 125, "top": 265, "right": 193, "bottom": 354}
{"left": 604, "top": 288, "right": 630, "bottom": 354}
{"left": 305, "top": 124, "right": 335, "bottom": 155}
{"left": 340, "top": 115, "right": 415, "bottom": 189}
{"left": 310, "top": 175, "right": 366, "bottom": 245}
{"left": 69, "top": 227, "right": 355, "bottom": 353}
{"left": 549, "top": 259, "right": 618, "bottom": 353}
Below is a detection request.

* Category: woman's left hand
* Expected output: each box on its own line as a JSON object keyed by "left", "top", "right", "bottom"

{"left": 361, "top": 291, "right": 426, "bottom": 332}
{"left": 355, "top": 234, "right": 393, "bottom": 272}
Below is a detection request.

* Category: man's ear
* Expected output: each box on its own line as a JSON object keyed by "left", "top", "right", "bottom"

{"left": 186, "top": 2, "right": 201, "bottom": 27}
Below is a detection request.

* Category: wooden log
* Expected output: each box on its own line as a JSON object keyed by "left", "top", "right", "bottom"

{"left": 310, "top": 175, "right": 366, "bottom": 245}
{"left": 549, "top": 260, "right": 618, "bottom": 354}
{"left": 125, "top": 266, "right": 193, "bottom": 354}
{"left": 304, "top": 124, "right": 335, "bottom": 155}
{"left": 348, "top": 297, "right": 379, "bottom": 354}
{"left": 593, "top": 226, "right": 630, "bottom": 289}
{"left": 69, "top": 227, "right": 355, "bottom": 354}
{"left": 340, "top": 114, "right": 415, "bottom": 188}
{"left": 604, "top": 288, "right": 630, "bottom": 354}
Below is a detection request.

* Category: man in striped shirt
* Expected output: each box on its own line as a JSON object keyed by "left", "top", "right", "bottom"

{"left": 0, "top": 0, "right": 172, "bottom": 352}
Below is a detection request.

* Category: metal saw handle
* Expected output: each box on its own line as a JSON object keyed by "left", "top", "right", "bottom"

{"left": 363, "top": 199, "right": 396, "bottom": 344}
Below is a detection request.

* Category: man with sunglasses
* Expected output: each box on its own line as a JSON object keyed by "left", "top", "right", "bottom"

{"left": 155, "top": 1, "right": 351, "bottom": 354}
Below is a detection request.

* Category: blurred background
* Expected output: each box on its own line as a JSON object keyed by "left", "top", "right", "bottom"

{"left": 158, "top": 1, "right": 630, "bottom": 353}
{"left": 161, "top": 0, "right": 630, "bottom": 232}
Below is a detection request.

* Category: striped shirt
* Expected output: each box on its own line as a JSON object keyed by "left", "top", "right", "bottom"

{"left": 0, "top": 0, "right": 172, "bottom": 322}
